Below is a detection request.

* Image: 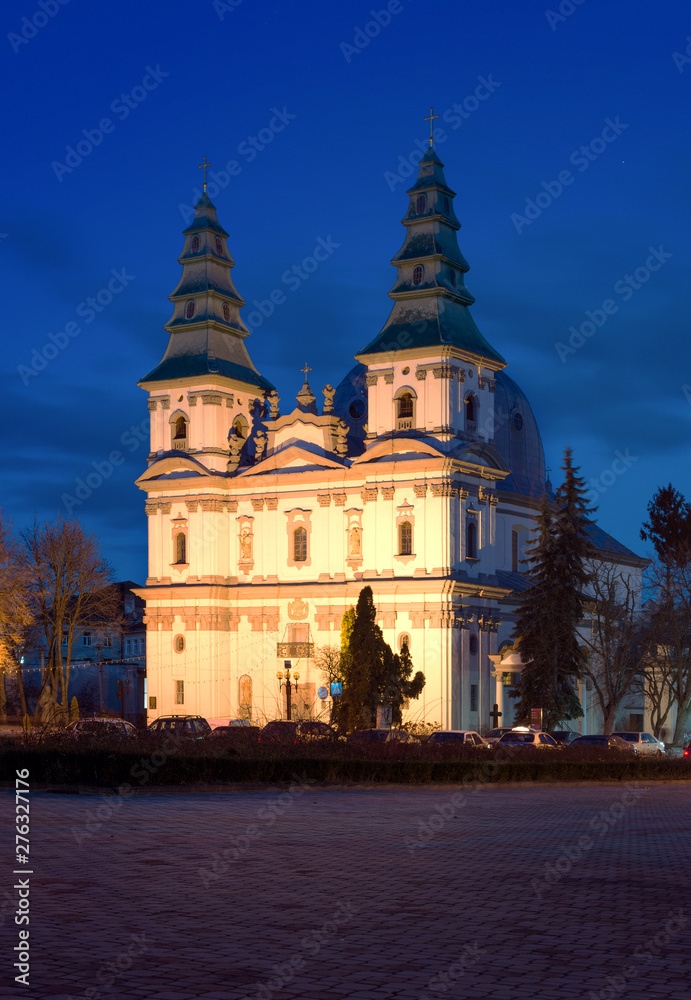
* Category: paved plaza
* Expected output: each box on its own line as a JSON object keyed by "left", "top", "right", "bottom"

{"left": 1, "top": 782, "right": 691, "bottom": 1000}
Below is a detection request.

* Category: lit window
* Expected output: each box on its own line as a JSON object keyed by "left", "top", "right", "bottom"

{"left": 191, "top": 235, "right": 200, "bottom": 252}
{"left": 175, "top": 533, "right": 186, "bottom": 564}
{"left": 223, "top": 302, "right": 231, "bottom": 321}
{"left": 215, "top": 237, "right": 223, "bottom": 255}
{"left": 466, "top": 522, "right": 477, "bottom": 559}
{"left": 413, "top": 265, "right": 424, "bottom": 286}
{"left": 174, "top": 416, "right": 187, "bottom": 440}
{"left": 416, "top": 195, "right": 426, "bottom": 214}
{"left": 398, "top": 393, "right": 414, "bottom": 418}
{"left": 399, "top": 521, "right": 412, "bottom": 556}
{"left": 185, "top": 300, "right": 196, "bottom": 319}
{"left": 83, "top": 631, "right": 91, "bottom": 647}
{"left": 174, "top": 635, "right": 185, "bottom": 653}
{"left": 175, "top": 680, "right": 184, "bottom": 705}
{"left": 149, "top": 696, "right": 157, "bottom": 710}
{"left": 293, "top": 527, "right": 307, "bottom": 563}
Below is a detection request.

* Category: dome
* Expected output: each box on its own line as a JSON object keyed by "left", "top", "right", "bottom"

{"left": 492, "top": 370, "right": 547, "bottom": 498}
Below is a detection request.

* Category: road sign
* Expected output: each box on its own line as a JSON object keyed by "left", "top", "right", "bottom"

{"left": 530, "top": 708, "right": 543, "bottom": 729}
{"left": 330, "top": 682, "right": 342, "bottom": 697}
{"left": 317, "top": 686, "right": 328, "bottom": 700}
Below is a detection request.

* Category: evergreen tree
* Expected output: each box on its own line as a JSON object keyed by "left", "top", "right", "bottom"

{"left": 640, "top": 484, "right": 691, "bottom": 567}
{"left": 336, "top": 587, "right": 425, "bottom": 730}
{"left": 511, "top": 449, "right": 594, "bottom": 728}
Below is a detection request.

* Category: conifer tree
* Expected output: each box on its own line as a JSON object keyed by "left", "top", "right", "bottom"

{"left": 512, "top": 449, "right": 594, "bottom": 728}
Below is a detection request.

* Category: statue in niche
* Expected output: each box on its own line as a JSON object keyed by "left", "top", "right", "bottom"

{"left": 268, "top": 390, "right": 280, "bottom": 419}
{"left": 254, "top": 429, "right": 267, "bottom": 462}
{"left": 239, "top": 527, "right": 253, "bottom": 561}
{"left": 349, "top": 526, "right": 361, "bottom": 557}
{"left": 322, "top": 384, "right": 335, "bottom": 414}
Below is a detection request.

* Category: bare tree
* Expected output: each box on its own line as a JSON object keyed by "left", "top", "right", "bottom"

{"left": 21, "top": 516, "right": 122, "bottom": 725}
{"left": 0, "top": 512, "right": 33, "bottom": 722}
{"left": 314, "top": 644, "right": 342, "bottom": 687}
{"left": 580, "top": 561, "right": 645, "bottom": 734}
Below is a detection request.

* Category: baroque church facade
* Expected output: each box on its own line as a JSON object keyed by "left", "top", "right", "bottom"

{"left": 135, "top": 144, "right": 646, "bottom": 731}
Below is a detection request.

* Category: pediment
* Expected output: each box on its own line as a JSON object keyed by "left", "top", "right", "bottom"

{"left": 453, "top": 442, "right": 510, "bottom": 475}
{"left": 352, "top": 437, "right": 446, "bottom": 465}
{"left": 135, "top": 454, "right": 212, "bottom": 485}
{"left": 237, "top": 444, "right": 346, "bottom": 477}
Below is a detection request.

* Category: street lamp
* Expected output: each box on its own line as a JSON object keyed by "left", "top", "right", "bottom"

{"left": 276, "top": 661, "right": 300, "bottom": 720}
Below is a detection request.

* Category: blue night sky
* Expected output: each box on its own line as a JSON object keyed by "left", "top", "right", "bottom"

{"left": 1, "top": 0, "right": 689, "bottom": 584}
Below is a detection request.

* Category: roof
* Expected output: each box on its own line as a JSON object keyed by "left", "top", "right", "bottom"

{"left": 139, "top": 353, "right": 275, "bottom": 390}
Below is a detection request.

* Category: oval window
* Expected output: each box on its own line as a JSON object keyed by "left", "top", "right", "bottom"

{"left": 185, "top": 300, "right": 196, "bottom": 319}
{"left": 349, "top": 400, "right": 365, "bottom": 420}
{"left": 174, "top": 635, "right": 185, "bottom": 653}
{"left": 413, "top": 265, "right": 424, "bottom": 286}
{"left": 512, "top": 412, "right": 524, "bottom": 432}
{"left": 223, "top": 302, "right": 231, "bottom": 321}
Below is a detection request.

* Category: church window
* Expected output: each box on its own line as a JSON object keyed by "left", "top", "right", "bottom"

{"left": 233, "top": 416, "right": 248, "bottom": 439}
{"left": 175, "top": 680, "right": 184, "bottom": 705}
{"left": 416, "top": 194, "right": 426, "bottom": 214}
{"left": 215, "top": 236, "right": 223, "bottom": 255}
{"left": 443, "top": 196, "right": 450, "bottom": 213}
{"left": 185, "top": 300, "right": 196, "bottom": 319}
{"left": 398, "top": 393, "right": 414, "bottom": 419}
{"left": 174, "top": 635, "right": 185, "bottom": 653}
{"left": 349, "top": 399, "right": 365, "bottom": 420}
{"left": 413, "top": 265, "right": 424, "bottom": 286}
{"left": 512, "top": 411, "right": 523, "bottom": 432}
{"left": 293, "top": 527, "right": 307, "bottom": 563}
{"left": 191, "top": 235, "right": 200, "bottom": 252}
{"left": 469, "top": 635, "right": 478, "bottom": 655}
{"left": 398, "top": 633, "right": 411, "bottom": 652}
{"left": 175, "top": 533, "right": 187, "bottom": 564}
{"left": 223, "top": 302, "right": 231, "bottom": 321}
{"left": 399, "top": 520, "right": 412, "bottom": 556}
{"left": 466, "top": 521, "right": 477, "bottom": 559}
{"left": 174, "top": 416, "right": 187, "bottom": 440}
{"left": 465, "top": 396, "right": 476, "bottom": 421}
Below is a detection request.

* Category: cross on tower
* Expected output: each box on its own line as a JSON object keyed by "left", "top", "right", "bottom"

{"left": 301, "top": 362, "right": 312, "bottom": 380}
{"left": 424, "top": 107, "right": 440, "bottom": 147}
{"left": 198, "top": 156, "right": 211, "bottom": 192}
{"left": 488, "top": 702, "right": 502, "bottom": 727}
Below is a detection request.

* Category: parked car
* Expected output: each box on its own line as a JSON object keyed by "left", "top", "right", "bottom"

{"left": 206, "top": 725, "right": 261, "bottom": 745}
{"left": 227, "top": 719, "right": 253, "bottom": 727}
{"left": 612, "top": 732, "right": 665, "bottom": 756}
{"left": 147, "top": 715, "right": 211, "bottom": 738}
{"left": 548, "top": 730, "right": 581, "bottom": 746}
{"left": 683, "top": 740, "right": 690, "bottom": 759}
{"left": 570, "top": 735, "right": 636, "bottom": 754}
{"left": 64, "top": 718, "right": 138, "bottom": 739}
{"left": 259, "top": 721, "right": 299, "bottom": 744}
{"left": 426, "top": 730, "right": 489, "bottom": 747}
{"left": 347, "top": 728, "right": 418, "bottom": 745}
{"left": 497, "top": 728, "right": 559, "bottom": 748}
{"left": 484, "top": 727, "right": 516, "bottom": 744}
{"left": 296, "top": 721, "right": 339, "bottom": 742}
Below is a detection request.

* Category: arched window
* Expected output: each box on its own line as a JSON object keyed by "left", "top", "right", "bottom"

{"left": 413, "top": 265, "right": 424, "bottom": 286}
{"left": 466, "top": 521, "right": 477, "bottom": 559}
{"left": 175, "top": 533, "right": 187, "bottom": 564}
{"left": 465, "top": 396, "right": 476, "bottom": 421}
{"left": 233, "top": 416, "right": 248, "bottom": 439}
{"left": 222, "top": 302, "right": 231, "bottom": 321}
{"left": 215, "top": 236, "right": 223, "bottom": 255}
{"left": 190, "top": 235, "right": 200, "bottom": 252}
{"left": 185, "top": 300, "right": 196, "bottom": 319}
{"left": 398, "top": 393, "right": 414, "bottom": 418}
{"left": 398, "top": 633, "right": 411, "bottom": 652}
{"left": 293, "top": 527, "right": 307, "bottom": 563}
{"left": 399, "top": 521, "right": 412, "bottom": 556}
{"left": 416, "top": 194, "right": 426, "bottom": 214}
{"left": 174, "top": 416, "right": 187, "bottom": 439}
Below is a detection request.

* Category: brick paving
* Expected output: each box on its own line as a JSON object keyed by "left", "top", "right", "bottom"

{"left": 1, "top": 783, "right": 691, "bottom": 999}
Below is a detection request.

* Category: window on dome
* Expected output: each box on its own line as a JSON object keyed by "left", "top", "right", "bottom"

{"left": 416, "top": 195, "right": 426, "bottom": 214}
{"left": 413, "top": 265, "right": 424, "bottom": 286}
{"left": 223, "top": 302, "right": 231, "bottom": 322}
{"left": 399, "top": 521, "right": 412, "bottom": 556}
{"left": 185, "top": 300, "right": 196, "bottom": 319}
{"left": 215, "top": 236, "right": 223, "bottom": 255}
{"left": 466, "top": 521, "right": 477, "bottom": 560}
{"left": 293, "top": 527, "right": 307, "bottom": 563}
{"left": 349, "top": 399, "right": 365, "bottom": 420}
{"left": 191, "top": 235, "right": 200, "bottom": 252}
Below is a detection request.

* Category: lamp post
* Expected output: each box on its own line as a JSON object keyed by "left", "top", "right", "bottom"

{"left": 276, "top": 661, "right": 300, "bottom": 721}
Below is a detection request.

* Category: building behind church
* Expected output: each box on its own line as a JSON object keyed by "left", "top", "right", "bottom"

{"left": 135, "top": 142, "right": 647, "bottom": 733}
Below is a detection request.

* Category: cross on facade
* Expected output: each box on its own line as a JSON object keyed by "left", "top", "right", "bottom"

{"left": 424, "top": 107, "right": 440, "bottom": 146}
{"left": 488, "top": 702, "right": 502, "bottom": 727}
{"left": 301, "top": 362, "right": 312, "bottom": 379}
{"left": 198, "top": 156, "right": 211, "bottom": 191}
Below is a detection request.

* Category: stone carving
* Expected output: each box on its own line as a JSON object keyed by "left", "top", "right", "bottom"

{"left": 322, "top": 384, "right": 335, "bottom": 414}
{"left": 254, "top": 429, "right": 267, "bottom": 463}
{"left": 268, "top": 390, "right": 280, "bottom": 419}
{"left": 348, "top": 526, "right": 362, "bottom": 557}
{"left": 227, "top": 431, "right": 242, "bottom": 473}
{"left": 335, "top": 419, "right": 349, "bottom": 456}
{"left": 288, "top": 598, "right": 309, "bottom": 621}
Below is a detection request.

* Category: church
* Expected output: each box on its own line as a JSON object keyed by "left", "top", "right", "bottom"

{"left": 134, "top": 138, "right": 646, "bottom": 732}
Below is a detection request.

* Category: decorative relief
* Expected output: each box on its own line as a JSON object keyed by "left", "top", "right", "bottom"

{"left": 268, "top": 390, "right": 280, "bottom": 419}
{"left": 413, "top": 484, "right": 428, "bottom": 498}
{"left": 147, "top": 399, "right": 158, "bottom": 412}
{"left": 225, "top": 397, "right": 235, "bottom": 407}
{"left": 185, "top": 500, "right": 199, "bottom": 513}
{"left": 288, "top": 598, "right": 309, "bottom": 620}
{"left": 145, "top": 501, "right": 159, "bottom": 516}
{"left": 415, "top": 369, "right": 427, "bottom": 381}
{"left": 333, "top": 493, "right": 347, "bottom": 506}
{"left": 160, "top": 397, "right": 171, "bottom": 410}
{"left": 489, "top": 493, "right": 499, "bottom": 505}
{"left": 317, "top": 493, "right": 331, "bottom": 507}
{"left": 322, "top": 384, "right": 335, "bottom": 414}
{"left": 433, "top": 365, "right": 456, "bottom": 380}
{"left": 457, "top": 369, "right": 466, "bottom": 383}
{"left": 348, "top": 526, "right": 362, "bottom": 558}
{"left": 239, "top": 526, "right": 253, "bottom": 563}
{"left": 430, "top": 482, "right": 459, "bottom": 498}
{"left": 459, "top": 488, "right": 470, "bottom": 500}
{"left": 365, "top": 373, "right": 379, "bottom": 387}
{"left": 227, "top": 500, "right": 238, "bottom": 512}
{"left": 383, "top": 373, "right": 395, "bottom": 384}
{"left": 201, "top": 393, "right": 223, "bottom": 406}
{"left": 251, "top": 497, "right": 264, "bottom": 511}
{"left": 361, "top": 486, "right": 378, "bottom": 503}
{"left": 265, "top": 496, "right": 278, "bottom": 511}
{"left": 200, "top": 499, "right": 224, "bottom": 512}
{"left": 158, "top": 501, "right": 172, "bottom": 514}
{"left": 380, "top": 486, "right": 395, "bottom": 500}
{"left": 335, "top": 419, "right": 349, "bottom": 457}
{"left": 188, "top": 395, "right": 198, "bottom": 407}
{"left": 478, "top": 376, "right": 497, "bottom": 392}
